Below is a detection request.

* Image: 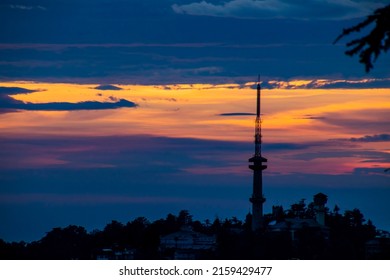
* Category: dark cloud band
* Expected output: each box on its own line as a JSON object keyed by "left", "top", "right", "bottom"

{"left": 0, "top": 86, "right": 137, "bottom": 112}
{"left": 350, "top": 134, "right": 390, "bottom": 142}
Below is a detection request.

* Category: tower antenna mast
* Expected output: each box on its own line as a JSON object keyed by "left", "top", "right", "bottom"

{"left": 249, "top": 75, "right": 267, "bottom": 231}
{"left": 255, "top": 74, "right": 262, "bottom": 156}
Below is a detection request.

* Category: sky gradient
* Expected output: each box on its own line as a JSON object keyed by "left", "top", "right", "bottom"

{"left": 0, "top": 0, "right": 389, "bottom": 242}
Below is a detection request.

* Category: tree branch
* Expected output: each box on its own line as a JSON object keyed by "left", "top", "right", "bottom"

{"left": 334, "top": 4, "right": 390, "bottom": 72}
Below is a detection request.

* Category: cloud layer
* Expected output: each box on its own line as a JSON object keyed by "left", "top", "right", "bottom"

{"left": 262, "top": 78, "right": 390, "bottom": 89}
{"left": 1, "top": 134, "right": 389, "bottom": 241}
{"left": 1, "top": 1, "right": 389, "bottom": 83}
{"left": 349, "top": 134, "right": 390, "bottom": 142}
{"left": 94, "top": 84, "right": 123, "bottom": 91}
{"left": 0, "top": 86, "right": 137, "bottom": 112}
{"left": 172, "top": 0, "right": 385, "bottom": 20}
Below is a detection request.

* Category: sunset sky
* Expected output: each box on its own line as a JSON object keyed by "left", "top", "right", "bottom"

{"left": 1, "top": 0, "right": 389, "bottom": 242}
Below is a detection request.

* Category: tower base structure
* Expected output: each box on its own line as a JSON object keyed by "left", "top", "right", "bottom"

{"left": 249, "top": 155, "right": 267, "bottom": 231}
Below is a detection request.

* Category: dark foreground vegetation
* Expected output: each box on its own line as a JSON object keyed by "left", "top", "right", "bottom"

{"left": 1, "top": 197, "right": 389, "bottom": 260}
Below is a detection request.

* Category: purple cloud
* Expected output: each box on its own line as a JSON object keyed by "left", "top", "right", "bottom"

{"left": 350, "top": 134, "right": 390, "bottom": 142}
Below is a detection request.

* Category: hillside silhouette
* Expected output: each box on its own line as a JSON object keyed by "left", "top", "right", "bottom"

{"left": 1, "top": 194, "right": 389, "bottom": 260}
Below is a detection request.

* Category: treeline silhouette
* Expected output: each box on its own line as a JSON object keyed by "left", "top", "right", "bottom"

{"left": 1, "top": 198, "right": 389, "bottom": 260}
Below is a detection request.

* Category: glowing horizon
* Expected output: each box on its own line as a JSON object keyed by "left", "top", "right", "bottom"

{"left": 1, "top": 80, "right": 389, "bottom": 176}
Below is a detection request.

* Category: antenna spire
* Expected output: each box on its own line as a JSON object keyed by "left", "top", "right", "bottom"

{"left": 255, "top": 75, "right": 262, "bottom": 156}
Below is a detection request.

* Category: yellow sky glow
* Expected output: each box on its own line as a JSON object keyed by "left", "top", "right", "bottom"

{"left": 1, "top": 81, "right": 389, "bottom": 174}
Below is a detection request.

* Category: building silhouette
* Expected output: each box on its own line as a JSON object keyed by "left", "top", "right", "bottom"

{"left": 268, "top": 194, "right": 330, "bottom": 242}
{"left": 159, "top": 225, "right": 216, "bottom": 259}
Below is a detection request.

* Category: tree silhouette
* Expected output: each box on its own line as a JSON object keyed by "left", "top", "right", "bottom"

{"left": 0, "top": 204, "right": 387, "bottom": 259}
{"left": 34, "top": 225, "right": 91, "bottom": 259}
{"left": 334, "top": 4, "right": 390, "bottom": 72}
